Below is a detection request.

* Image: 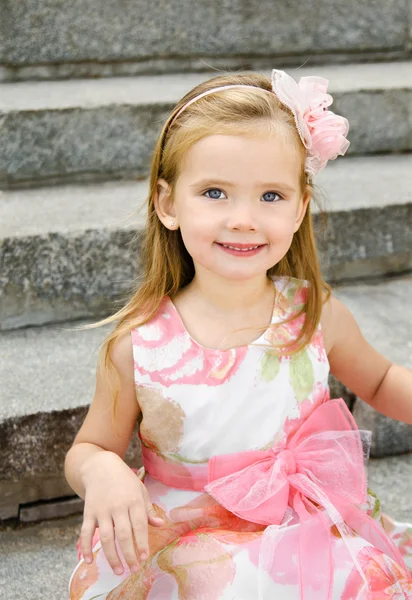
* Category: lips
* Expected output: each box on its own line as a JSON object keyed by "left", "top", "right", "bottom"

{"left": 217, "top": 243, "right": 265, "bottom": 251}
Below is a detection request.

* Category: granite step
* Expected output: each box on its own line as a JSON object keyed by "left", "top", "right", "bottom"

{"left": 1, "top": 453, "right": 411, "bottom": 600}
{"left": 0, "top": 319, "right": 140, "bottom": 521}
{"left": 1, "top": 276, "right": 411, "bottom": 521}
{"left": 0, "top": 0, "right": 410, "bottom": 82}
{"left": 0, "top": 61, "right": 412, "bottom": 188}
{"left": 1, "top": 154, "right": 411, "bottom": 330}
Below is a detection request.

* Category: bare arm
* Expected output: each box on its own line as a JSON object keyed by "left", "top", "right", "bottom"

{"left": 64, "top": 331, "right": 164, "bottom": 574}
{"left": 322, "top": 296, "right": 412, "bottom": 424}
{"left": 64, "top": 331, "right": 141, "bottom": 499}
{"left": 370, "top": 364, "right": 412, "bottom": 423}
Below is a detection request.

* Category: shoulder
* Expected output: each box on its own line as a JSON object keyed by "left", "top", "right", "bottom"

{"left": 110, "top": 329, "right": 135, "bottom": 379}
{"left": 320, "top": 294, "right": 352, "bottom": 355}
{"left": 320, "top": 292, "right": 374, "bottom": 357}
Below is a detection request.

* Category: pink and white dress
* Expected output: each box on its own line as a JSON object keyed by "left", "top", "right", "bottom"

{"left": 69, "top": 277, "right": 412, "bottom": 599}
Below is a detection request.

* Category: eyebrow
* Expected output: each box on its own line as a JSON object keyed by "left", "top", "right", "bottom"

{"left": 189, "top": 178, "right": 297, "bottom": 193}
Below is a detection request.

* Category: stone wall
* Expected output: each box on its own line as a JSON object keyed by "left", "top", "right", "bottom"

{"left": 0, "top": 0, "right": 411, "bottom": 80}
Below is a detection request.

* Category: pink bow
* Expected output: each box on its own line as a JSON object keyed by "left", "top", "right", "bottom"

{"left": 205, "top": 399, "right": 406, "bottom": 599}
{"left": 271, "top": 69, "right": 350, "bottom": 176}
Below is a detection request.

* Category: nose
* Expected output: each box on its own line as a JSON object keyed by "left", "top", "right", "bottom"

{"left": 226, "top": 201, "right": 257, "bottom": 232}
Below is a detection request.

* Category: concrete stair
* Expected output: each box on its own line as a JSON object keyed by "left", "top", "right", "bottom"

{"left": 0, "top": 62, "right": 412, "bottom": 188}
{"left": 1, "top": 453, "right": 411, "bottom": 600}
{"left": 1, "top": 276, "right": 411, "bottom": 521}
{"left": 1, "top": 0, "right": 411, "bottom": 82}
{"left": 0, "top": 319, "right": 140, "bottom": 520}
{"left": 1, "top": 154, "right": 411, "bottom": 330}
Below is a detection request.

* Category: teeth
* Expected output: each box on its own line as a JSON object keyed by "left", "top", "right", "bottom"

{"left": 222, "top": 244, "right": 260, "bottom": 251}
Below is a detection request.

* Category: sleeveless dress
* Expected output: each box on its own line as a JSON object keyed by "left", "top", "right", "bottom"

{"left": 69, "top": 277, "right": 412, "bottom": 600}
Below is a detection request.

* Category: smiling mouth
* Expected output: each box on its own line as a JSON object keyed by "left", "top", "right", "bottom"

{"left": 217, "top": 243, "right": 265, "bottom": 252}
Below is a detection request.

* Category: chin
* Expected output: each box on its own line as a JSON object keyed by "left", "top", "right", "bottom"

{"left": 213, "top": 267, "right": 269, "bottom": 281}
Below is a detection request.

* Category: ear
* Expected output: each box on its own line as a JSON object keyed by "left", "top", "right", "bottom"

{"left": 154, "top": 178, "right": 179, "bottom": 230}
{"left": 293, "top": 189, "right": 311, "bottom": 233}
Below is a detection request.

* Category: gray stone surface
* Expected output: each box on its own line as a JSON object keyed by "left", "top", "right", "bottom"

{"left": 0, "top": 321, "right": 108, "bottom": 421}
{"left": 20, "top": 497, "right": 84, "bottom": 523}
{"left": 0, "top": 515, "right": 82, "bottom": 599}
{"left": 0, "top": 179, "right": 147, "bottom": 238}
{"left": 2, "top": 52, "right": 411, "bottom": 84}
{"left": 0, "top": 453, "right": 410, "bottom": 600}
{"left": 0, "top": 0, "right": 408, "bottom": 68}
{"left": 0, "top": 103, "right": 168, "bottom": 187}
{"left": 334, "top": 278, "right": 412, "bottom": 457}
{"left": 315, "top": 154, "right": 412, "bottom": 282}
{"left": 0, "top": 276, "right": 411, "bottom": 517}
{"left": 0, "top": 227, "right": 144, "bottom": 330}
{"left": 0, "top": 475, "right": 75, "bottom": 521}
{"left": 367, "top": 454, "right": 412, "bottom": 521}
{"left": 1, "top": 155, "right": 411, "bottom": 329}
{"left": 0, "top": 320, "right": 141, "bottom": 516}
{"left": 0, "top": 178, "right": 144, "bottom": 332}
{"left": 1, "top": 62, "right": 412, "bottom": 186}
{"left": 410, "top": 0, "right": 412, "bottom": 48}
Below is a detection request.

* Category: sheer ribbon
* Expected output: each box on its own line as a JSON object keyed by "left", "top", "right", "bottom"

{"left": 141, "top": 399, "right": 407, "bottom": 599}
{"left": 204, "top": 399, "right": 406, "bottom": 599}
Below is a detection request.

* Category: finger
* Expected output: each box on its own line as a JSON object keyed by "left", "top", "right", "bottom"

{"left": 141, "top": 483, "right": 164, "bottom": 526}
{"left": 112, "top": 513, "right": 140, "bottom": 574}
{"left": 98, "top": 518, "right": 124, "bottom": 575}
{"left": 129, "top": 503, "right": 149, "bottom": 562}
{"left": 147, "top": 503, "right": 165, "bottom": 525}
{"left": 80, "top": 515, "right": 97, "bottom": 564}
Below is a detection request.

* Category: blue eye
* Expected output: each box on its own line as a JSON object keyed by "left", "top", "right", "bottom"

{"left": 203, "top": 189, "right": 283, "bottom": 202}
{"left": 204, "top": 188, "right": 225, "bottom": 200}
{"left": 262, "top": 191, "right": 282, "bottom": 203}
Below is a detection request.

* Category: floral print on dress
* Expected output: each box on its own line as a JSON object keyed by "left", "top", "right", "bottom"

{"left": 137, "top": 386, "right": 185, "bottom": 454}
{"left": 132, "top": 297, "right": 248, "bottom": 388}
{"left": 69, "top": 276, "right": 412, "bottom": 600}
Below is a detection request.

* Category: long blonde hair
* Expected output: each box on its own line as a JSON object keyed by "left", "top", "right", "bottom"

{"left": 85, "top": 71, "right": 331, "bottom": 420}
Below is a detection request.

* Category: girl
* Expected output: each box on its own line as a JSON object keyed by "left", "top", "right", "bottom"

{"left": 66, "top": 69, "right": 412, "bottom": 599}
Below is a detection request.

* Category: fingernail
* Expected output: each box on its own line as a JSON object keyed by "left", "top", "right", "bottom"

{"left": 131, "top": 564, "right": 139, "bottom": 574}
{"left": 115, "top": 567, "right": 123, "bottom": 575}
{"left": 84, "top": 557, "right": 91, "bottom": 564}
{"left": 140, "top": 552, "right": 148, "bottom": 560}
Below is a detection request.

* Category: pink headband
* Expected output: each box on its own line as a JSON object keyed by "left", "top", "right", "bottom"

{"left": 171, "top": 69, "right": 350, "bottom": 177}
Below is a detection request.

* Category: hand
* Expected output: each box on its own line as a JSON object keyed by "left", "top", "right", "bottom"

{"left": 80, "top": 451, "right": 164, "bottom": 575}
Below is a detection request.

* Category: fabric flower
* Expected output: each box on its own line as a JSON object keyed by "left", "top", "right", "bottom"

{"left": 271, "top": 70, "right": 350, "bottom": 176}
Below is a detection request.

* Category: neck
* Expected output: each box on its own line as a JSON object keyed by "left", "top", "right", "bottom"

{"left": 184, "top": 270, "right": 274, "bottom": 316}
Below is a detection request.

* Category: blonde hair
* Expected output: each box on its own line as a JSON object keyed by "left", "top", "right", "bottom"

{"left": 85, "top": 71, "right": 331, "bottom": 421}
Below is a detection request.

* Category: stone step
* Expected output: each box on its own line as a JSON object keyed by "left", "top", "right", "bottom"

{"left": 1, "top": 276, "right": 411, "bottom": 521}
{"left": 0, "top": 319, "right": 140, "bottom": 521}
{"left": 0, "top": 0, "right": 410, "bottom": 82}
{"left": 0, "top": 61, "right": 412, "bottom": 187}
{"left": 1, "top": 154, "right": 411, "bottom": 330}
{"left": 1, "top": 453, "right": 411, "bottom": 600}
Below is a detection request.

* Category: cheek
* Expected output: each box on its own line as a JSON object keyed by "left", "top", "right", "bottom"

{"left": 178, "top": 216, "right": 214, "bottom": 259}
{"left": 179, "top": 207, "right": 216, "bottom": 241}
{"left": 266, "top": 211, "right": 298, "bottom": 240}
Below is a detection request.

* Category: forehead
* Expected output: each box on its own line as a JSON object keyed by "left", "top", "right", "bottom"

{"left": 177, "top": 133, "right": 302, "bottom": 187}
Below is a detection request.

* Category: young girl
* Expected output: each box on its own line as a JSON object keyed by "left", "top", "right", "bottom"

{"left": 65, "top": 69, "right": 412, "bottom": 599}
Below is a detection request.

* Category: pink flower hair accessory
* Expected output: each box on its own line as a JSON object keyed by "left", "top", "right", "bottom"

{"left": 271, "top": 69, "right": 350, "bottom": 177}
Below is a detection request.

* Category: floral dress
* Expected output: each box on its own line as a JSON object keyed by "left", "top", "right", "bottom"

{"left": 69, "top": 277, "right": 412, "bottom": 599}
